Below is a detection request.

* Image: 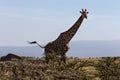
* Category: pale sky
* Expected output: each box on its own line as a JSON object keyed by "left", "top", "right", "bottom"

{"left": 0, "top": 0, "right": 120, "bottom": 46}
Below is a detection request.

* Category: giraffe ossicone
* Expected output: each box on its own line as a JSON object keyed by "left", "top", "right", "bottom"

{"left": 80, "top": 9, "right": 89, "bottom": 19}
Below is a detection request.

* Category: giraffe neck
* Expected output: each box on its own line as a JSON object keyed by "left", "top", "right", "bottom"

{"left": 64, "top": 15, "right": 84, "bottom": 43}
{"left": 53, "top": 15, "right": 84, "bottom": 45}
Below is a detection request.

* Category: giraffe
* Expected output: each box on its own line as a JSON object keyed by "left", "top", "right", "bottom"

{"left": 28, "top": 9, "right": 88, "bottom": 63}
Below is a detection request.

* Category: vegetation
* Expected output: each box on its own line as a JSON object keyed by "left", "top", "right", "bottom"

{"left": 0, "top": 56, "right": 120, "bottom": 80}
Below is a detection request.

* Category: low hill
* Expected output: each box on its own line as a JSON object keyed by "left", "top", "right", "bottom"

{"left": 0, "top": 40, "right": 120, "bottom": 57}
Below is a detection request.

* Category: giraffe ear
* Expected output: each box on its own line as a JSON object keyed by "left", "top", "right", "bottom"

{"left": 87, "top": 12, "right": 89, "bottom": 14}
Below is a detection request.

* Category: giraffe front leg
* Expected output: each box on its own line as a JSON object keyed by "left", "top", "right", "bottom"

{"left": 63, "top": 54, "right": 66, "bottom": 63}
{"left": 61, "top": 53, "right": 66, "bottom": 63}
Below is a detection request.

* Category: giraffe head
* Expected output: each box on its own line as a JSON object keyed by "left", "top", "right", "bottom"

{"left": 80, "top": 9, "right": 88, "bottom": 19}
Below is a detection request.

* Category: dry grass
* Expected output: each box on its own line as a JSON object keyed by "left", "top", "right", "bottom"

{"left": 0, "top": 56, "right": 120, "bottom": 80}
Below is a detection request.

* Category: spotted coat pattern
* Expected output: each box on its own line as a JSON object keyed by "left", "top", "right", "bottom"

{"left": 44, "top": 9, "right": 88, "bottom": 63}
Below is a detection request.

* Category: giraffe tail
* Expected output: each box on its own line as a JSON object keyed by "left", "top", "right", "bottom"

{"left": 36, "top": 43, "right": 45, "bottom": 48}
{"left": 27, "top": 41, "right": 45, "bottom": 48}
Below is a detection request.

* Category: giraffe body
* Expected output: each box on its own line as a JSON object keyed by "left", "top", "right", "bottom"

{"left": 44, "top": 41, "right": 69, "bottom": 63}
